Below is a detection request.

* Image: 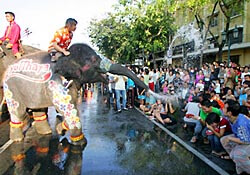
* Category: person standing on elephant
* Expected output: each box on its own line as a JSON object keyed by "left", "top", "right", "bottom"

{"left": 0, "top": 11, "right": 22, "bottom": 58}
{"left": 48, "top": 18, "right": 77, "bottom": 88}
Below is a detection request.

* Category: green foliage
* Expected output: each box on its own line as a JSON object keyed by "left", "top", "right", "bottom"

{"left": 88, "top": 0, "right": 175, "bottom": 63}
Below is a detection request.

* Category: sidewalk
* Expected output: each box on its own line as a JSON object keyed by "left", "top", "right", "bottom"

{"left": 134, "top": 106, "right": 236, "bottom": 175}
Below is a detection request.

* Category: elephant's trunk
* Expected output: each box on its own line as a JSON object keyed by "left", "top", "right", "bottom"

{"left": 108, "top": 64, "right": 148, "bottom": 91}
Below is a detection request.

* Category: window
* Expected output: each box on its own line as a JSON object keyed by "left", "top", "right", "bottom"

{"left": 230, "top": 55, "right": 239, "bottom": 64}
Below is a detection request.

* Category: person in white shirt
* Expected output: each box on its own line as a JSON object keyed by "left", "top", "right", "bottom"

{"left": 148, "top": 68, "right": 154, "bottom": 91}
{"left": 183, "top": 97, "right": 202, "bottom": 143}
{"left": 114, "top": 75, "right": 128, "bottom": 112}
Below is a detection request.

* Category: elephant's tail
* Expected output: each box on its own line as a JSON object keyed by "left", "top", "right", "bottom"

{"left": 0, "top": 95, "right": 5, "bottom": 113}
{"left": 0, "top": 70, "right": 7, "bottom": 113}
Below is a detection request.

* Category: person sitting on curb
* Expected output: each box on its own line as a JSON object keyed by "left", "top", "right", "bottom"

{"left": 145, "top": 99, "right": 163, "bottom": 120}
{"left": 194, "top": 100, "right": 222, "bottom": 144}
{"left": 220, "top": 100, "right": 250, "bottom": 175}
{"left": 48, "top": 18, "right": 77, "bottom": 88}
{"left": 140, "top": 92, "right": 156, "bottom": 114}
{"left": 0, "top": 11, "right": 22, "bottom": 58}
{"left": 150, "top": 99, "right": 177, "bottom": 126}
{"left": 183, "top": 96, "right": 201, "bottom": 143}
{"left": 205, "top": 112, "right": 232, "bottom": 157}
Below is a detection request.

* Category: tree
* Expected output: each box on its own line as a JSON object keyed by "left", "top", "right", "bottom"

{"left": 88, "top": 0, "right": 175, "bottom": 66}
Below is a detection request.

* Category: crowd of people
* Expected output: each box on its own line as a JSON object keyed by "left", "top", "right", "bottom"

{"left": 108, "top": 62, "right": 250, "bottom": 175}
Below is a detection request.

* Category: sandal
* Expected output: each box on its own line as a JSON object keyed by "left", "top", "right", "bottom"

{"left": 183, "top": 123, "right": 187, "bottom": 130}
{"left": 190, "top": 136, "right": 197, "bottom": 143}
{"left": 220, "top": 154, "right": 231, "bottom": 160}
{"left": 211, "top": 151, "right": 226, "bottom": 157}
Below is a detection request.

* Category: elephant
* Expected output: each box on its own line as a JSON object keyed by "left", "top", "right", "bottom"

{"left": 0, "top": 45, "right": 16, "bottom": 113}
{"left": 0, "top": 44, "right": 40, "bottom": 117}
{"left": 1, "top": 43, "right": 151, "bottom": 145}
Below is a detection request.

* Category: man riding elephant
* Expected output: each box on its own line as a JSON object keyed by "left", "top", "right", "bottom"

{"left": 0, "top": 11, "right": 22, "bottom": 58}
{"left": 48, "top": 18, "right": 78, "bottom": 88}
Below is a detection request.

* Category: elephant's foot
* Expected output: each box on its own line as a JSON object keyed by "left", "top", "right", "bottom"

{"left": 56, "top": 121, "right": 69, "bottom": 135}
{"left": 10, "top": 123, "right": 24, "bottom": 142}
{"left": 33, "top": 120, "right": 52, "bottom": 135}
{"left": 70, "top": 128, "right": 87, "bottom": 146}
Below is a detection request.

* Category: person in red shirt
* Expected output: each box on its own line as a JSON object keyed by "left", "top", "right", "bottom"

{"left": 0, "top": 11, "right": 22, "bottom": 58}
{"left": 205, "top": 112, "right": 232, "bottom": 156}
{"left": 48, "top": 18, "right": 77, "bottom": 62}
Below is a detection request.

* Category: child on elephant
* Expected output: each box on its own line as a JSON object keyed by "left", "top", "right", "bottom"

{"left": 48, "top": 18, "right": 78, "bottom": 88}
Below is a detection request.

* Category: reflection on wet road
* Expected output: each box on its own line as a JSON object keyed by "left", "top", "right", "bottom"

{"left": 0, "top": 88, "right": 219, "bottom": 175}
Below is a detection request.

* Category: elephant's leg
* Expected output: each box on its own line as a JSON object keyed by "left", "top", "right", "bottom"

{"left": 32, "top": 111, "right": 52, "bottom": 135}
{"left": 56, "top": 120, "right": 69, "bottom": 135}
{"left": 69, "top": 126, "right": 87, "bottom": 146}
{"left": 66, "top": 116, "right": 86, "bottom": 145}
{"left": 9, "top": 104, "right": 27, "bottom": 142}
{"left": 56, "top": 117, "right": 86, "bottom": 146}
{"left": 48, "top": 80, "right": 85, "bottom": 145}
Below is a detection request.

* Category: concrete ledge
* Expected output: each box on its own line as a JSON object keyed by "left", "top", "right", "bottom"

{"left": 135, "top": 107, "right": 230, "bottom": 175}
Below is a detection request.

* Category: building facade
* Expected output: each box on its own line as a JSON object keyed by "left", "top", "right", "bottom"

{"left": 166, "top": 1, "right": 250, "bottom": 67}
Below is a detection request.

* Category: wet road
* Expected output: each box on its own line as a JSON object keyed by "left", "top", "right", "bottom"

{"left": 0, "top": 89, "right": 219, "bottom": 175}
